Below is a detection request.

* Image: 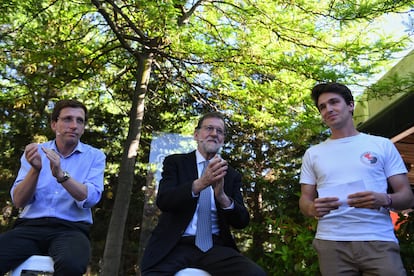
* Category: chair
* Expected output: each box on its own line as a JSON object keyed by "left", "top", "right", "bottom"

{"left": 175, "top": 267, "right": 211, "bottom": 276}
{"left": 10, "top": 255, "right": 54, "bottom": 276}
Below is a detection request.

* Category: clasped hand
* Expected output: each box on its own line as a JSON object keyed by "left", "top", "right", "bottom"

{"left": 194, "top": 155, "right": 228, "bottom": 195}
{"left": 314, "top": 191, "right": 386, "bottom": 218}
{"left": 204, "top": 155, "right": 228, "bottom": 184}
{"left": 347, "top": 191, "right": 386, "bottom": 209}
{"left": 24, "top": 143, "right": 63, "bottom": 178}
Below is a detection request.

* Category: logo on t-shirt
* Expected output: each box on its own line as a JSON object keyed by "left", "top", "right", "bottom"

{"left": 360, "top": 152, "right": 378, "bottom": 165}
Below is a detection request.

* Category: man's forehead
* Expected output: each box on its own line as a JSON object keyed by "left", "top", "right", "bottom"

{"left": 60, "top": 107, "right": 85, "bottom": 116}
{"left": 318, "top": 92, "right": 342, "bottom": 103}
{"left": 202, "top": 117, "right": 224, "bottom": 125}
{"left": 60, "top": 106, "right": 85, "bottom": 114}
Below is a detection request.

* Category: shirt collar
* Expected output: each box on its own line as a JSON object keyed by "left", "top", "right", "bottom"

{"left": 195, "top": 150, "right": 207, "bottom": 164}
{"left": 52, "top": 140, "right": 84, "bottom": 158}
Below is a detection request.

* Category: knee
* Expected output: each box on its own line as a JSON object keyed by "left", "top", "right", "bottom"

{"left": 246, "top": 264, "right": 266, "bottom": 276}
{"left": 54, "top": 257, "right": 88, "bottom": 276}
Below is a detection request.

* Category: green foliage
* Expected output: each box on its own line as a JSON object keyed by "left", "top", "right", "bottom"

{"left": 396, "top": 211, "right": 414, "bottom": 274}
{"left": 1, "top": 0, "right": 413, "bottom": 274}
{"left": 262, "top": 217, "right": 319, "bottom": 275}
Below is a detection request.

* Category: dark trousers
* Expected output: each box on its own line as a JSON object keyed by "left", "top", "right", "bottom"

{"left": 0, "top": 217, "right": 91, "bottom": 276}
{"left": 141, "top": 236, "right": 266, "bottom": 276}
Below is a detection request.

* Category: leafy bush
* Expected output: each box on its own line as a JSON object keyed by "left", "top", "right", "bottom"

{"left": 395, "top": 210, "right": 414, "bottom": 274}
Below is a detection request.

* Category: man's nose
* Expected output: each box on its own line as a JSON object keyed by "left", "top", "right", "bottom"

{"left": 326, "top": 104, "right": 334, "bottom": 112}
{"left": 69, "top": 119, "right": 79, "bottom": 127}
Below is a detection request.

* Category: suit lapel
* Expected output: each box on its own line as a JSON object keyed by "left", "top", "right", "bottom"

{"left": 185, "top": 150, "right": 199, "bottom": 180}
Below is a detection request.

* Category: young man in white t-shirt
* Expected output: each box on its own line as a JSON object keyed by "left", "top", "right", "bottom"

{"left": 299, "top": 82, "right": 413, "bottom": 275}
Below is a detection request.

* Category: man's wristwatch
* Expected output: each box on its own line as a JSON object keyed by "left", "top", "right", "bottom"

{"left": 57, "top": 171, "right": 70, "bottom": 183}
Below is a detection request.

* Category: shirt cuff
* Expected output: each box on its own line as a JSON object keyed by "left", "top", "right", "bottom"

{"left": 222, "top": 199, "right": 234, "bottom": 210}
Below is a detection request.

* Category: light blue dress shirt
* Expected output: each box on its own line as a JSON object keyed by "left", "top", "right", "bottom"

{"left": 11, "top": 140, "right": 106, "bottom": 224}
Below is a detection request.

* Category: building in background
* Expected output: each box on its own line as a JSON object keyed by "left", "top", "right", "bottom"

{"left": 354, "top": 48, "right": 414, "bottom": 227}
{"left": 354, "top": 49, "right": 414, "bottom": 229}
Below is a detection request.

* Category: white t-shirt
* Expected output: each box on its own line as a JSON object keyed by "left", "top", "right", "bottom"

{"left": 300, "top": 133, "right": 407, "bottom": 242}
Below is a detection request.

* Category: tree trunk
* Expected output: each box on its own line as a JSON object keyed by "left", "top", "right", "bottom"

{"left": 101, "top": 52, "right": 153, "bottom": 276}
{"left": 136, "top": 171, "right": 159, "bottom": 276}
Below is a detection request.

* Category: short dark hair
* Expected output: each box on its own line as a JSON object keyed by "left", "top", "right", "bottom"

{"left": 51, "top": 99, "right": 88, "bottom": 122}
{"left": 195, "top": 112, "right": 226, "bottom": 132}
{"left": 311, "top": 82, "right": 354, "bottom": 109}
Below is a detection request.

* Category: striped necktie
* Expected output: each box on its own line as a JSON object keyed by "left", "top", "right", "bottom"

{"left": 195, "top": 160, "right": 213, "bottom": 252}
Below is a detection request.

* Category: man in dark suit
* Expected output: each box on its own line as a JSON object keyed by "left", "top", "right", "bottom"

{"left": 140, "top": 112, "right": 266, "bottom": 275}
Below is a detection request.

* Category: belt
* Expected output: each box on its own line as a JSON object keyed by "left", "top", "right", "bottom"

{"left": 179, "top": 235, "right": 224, "bottom": 246}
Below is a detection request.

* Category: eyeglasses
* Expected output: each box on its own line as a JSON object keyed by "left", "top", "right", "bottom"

{"left": 57, "top": 116, "right": 85, "bottom": 125}
{"left": 200, "top": 125, "right": 225, "bottom": 136}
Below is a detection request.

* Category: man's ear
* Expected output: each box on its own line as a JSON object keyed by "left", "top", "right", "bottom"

{"left": 349, "top": 101, "right": 355, "bottom": 112}
{"left": 51, "top": 121, "right": 57, "bottom": 132}
{"left": 194, "top": 129, "right": 199, "bottom": 141}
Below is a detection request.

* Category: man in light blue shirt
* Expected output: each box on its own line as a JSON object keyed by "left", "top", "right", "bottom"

{"left": 0, "top": 99, "right": 105, "bottom": 276}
